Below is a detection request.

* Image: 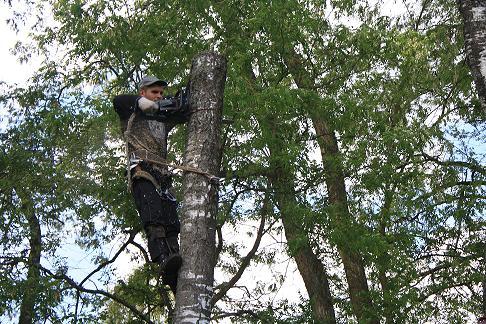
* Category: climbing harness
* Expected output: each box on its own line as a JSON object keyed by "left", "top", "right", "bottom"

{"left": 131, "top": 168, "right": 176, "bottom": 201}
{"left": 131, "top": 149, "right": 222, "bottom": 186}
{"left": 123, "top": 105, "right": 221, "bottom": 194}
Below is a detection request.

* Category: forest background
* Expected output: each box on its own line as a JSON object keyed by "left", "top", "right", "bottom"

{"left": 0, "top": 0, "right": 485, "bottom": 323}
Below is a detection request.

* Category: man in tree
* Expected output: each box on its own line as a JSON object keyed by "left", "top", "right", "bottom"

{"left": 113, "top": 76, "right": 188, "bottom": 294}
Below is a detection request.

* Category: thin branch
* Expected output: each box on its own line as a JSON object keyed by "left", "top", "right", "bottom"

{"left": 213, "top": 187, "right": 253, "bottom": 268}
{"left": 39, "top": 266, "right": 154, "bottom": 324}
{"left": 414, "top": 0, "right": 431, "bottom": 31}
{"left": 421, "top": 152, "right": 486, "bottom": 176}
{"left": 211, "top": 197, "right": 270, "bottom": 306}
{"left": 214, "top": 225, "right": 223, "bottom": 268}
{"left": 130, "top": 238, "right": 151, "bottom": 264}
{"left": 408, "top": 281, "right": 473, "bottom": 312}
{"left": 415, "top": 253, "right": 477, "bottom": 261}
{"left": 211, "top": 309, "right": 259, "bottom": 321}
{"left": 417, "top": 262, "right": 453, "bottom": 278}
{"left": 79, "top": 230, "right": 137, "bottom": 286}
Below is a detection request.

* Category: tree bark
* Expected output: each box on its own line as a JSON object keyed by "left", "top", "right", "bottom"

{"left": 482, "top": 246, "right": 486, "bottom": 320}
{"left": 458, "top": 0, "right": 486, "bottom": 114}
{"left": 312, "top": 119, "right": 378, "bottom": 323}
{"left": 19, "top": 202, "right": 42, "bottom": 324}
{"left": 265, "top": 117, "right": 336, "bottom": 324}
{"left": 173, "top": 52, "right": 227, "bottom": 323}
{"left": 284, "top": 50, "right": 378, "bottom": 323}
{"left": 273, "top": 190, "right": 337, "bottom": 324}
{"left": 230, "top": 45, "right": 337, "bottom": 322}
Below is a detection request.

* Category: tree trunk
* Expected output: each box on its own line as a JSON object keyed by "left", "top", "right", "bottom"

{"left": 19, "top": 203, "right": 42, "bottom": 324}
{"left": 312, "top": 119, "right": 378, "bottom": 323}
{"left": 458, "top": 0, "right": 486, "bottom": 114}
{"left": 284, "top": 50, "right": 378, "bottom": 323}
{"left": 286, "top": 224, "right": 336, "bottom": 324}
{"left": 173, "top": 52, "right": 227, "bottom": 323}
{"left": 265, "top": 117, "right": 336, "bottom": 323}
{"left": 270, "top": 157, "right": 336, "bottom": 323}
{"left": 231, "top": 60, "right": 336, "bottom": 322}
{"left": 482, "top": 246, "right": 486, "bottom": 320}
{"left": 377, "top": 191, "right": 394, "bottom": 324}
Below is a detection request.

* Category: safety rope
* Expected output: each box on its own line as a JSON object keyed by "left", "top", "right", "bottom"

{"left": 124, "top": 113, "right": 137, "bottom": 192}
{"left": 131, "top": 149, "right": 221, "bottom": 185}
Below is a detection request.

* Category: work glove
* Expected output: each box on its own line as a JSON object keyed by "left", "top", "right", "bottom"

{"left": 137, "top": 97, "right": 159, "bottom": 113}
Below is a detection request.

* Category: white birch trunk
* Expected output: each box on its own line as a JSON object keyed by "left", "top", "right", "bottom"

{"left": 173, "top": 52, "right": 226, "bottom": 323}
{"left": 458, "top": 0, "right": 486, "bottom": 114}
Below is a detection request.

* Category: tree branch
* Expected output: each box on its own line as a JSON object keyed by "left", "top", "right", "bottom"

{"left": 211, "top": 198, "right": 270, "bottom": 306}
{"left": 39, "top": 265, "right": 154, "bottom": 324}
{"left": 421, "top": 152, "right": 486, "bottom": 176}
{"left": 79, "top": 230, "right": 137, "bottom": 286}
{"left": 211, "top": 309, "right": 259, "bottom": 321}
{"left": 130, "top": 237, "right": 151, "bottom": 264}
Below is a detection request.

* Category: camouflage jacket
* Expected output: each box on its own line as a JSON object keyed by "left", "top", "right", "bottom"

{"left": 113, "top": 94, "right": 188, "bottom": 175}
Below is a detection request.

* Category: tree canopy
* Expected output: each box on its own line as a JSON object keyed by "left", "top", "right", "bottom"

{"left": 1, "top": 0, "right": 485, "bottom": 323}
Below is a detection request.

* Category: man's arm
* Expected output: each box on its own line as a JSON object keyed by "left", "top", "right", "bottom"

{"left": 113, "top": 94, "right": 189, "bottom": 124}
{"left": 113, "top": 94, "right": 139, "bottom": 120}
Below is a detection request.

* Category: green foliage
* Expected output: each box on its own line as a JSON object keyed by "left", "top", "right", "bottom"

{"left": 236, "top": 298, "right": 314, "bottom": 323}
{"left": 0, "top": 70, "right": 134, "bottom": 321}
{"left": 1, "top": 0, "right": 485, "bottom": 322}
{"left": 103, "top": 265, "right": 170, "bottom": 323}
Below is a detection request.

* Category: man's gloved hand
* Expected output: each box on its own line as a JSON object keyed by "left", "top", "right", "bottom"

{"left": 137, "top": 97, "right": 159, "bottom": 113}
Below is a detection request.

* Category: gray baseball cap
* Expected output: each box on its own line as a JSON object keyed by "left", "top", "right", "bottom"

{"left": 139, "top": 75, "right": 168, "bottom": 88}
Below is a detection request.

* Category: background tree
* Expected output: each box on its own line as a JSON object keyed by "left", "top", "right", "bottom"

{"left": 458, "top": 0, "right": 486, "bottom": 115}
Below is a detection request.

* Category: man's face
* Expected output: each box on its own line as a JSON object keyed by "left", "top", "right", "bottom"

{"left": 140, "top": 85, "right": 164, "bottom": 101}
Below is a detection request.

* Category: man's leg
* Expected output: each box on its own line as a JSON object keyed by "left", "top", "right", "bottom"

{"left": 145, "top": 225, "right": 182, "bottom": 293}
{"left": 132, "top": 178, "right": 182, "bottom": 293}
